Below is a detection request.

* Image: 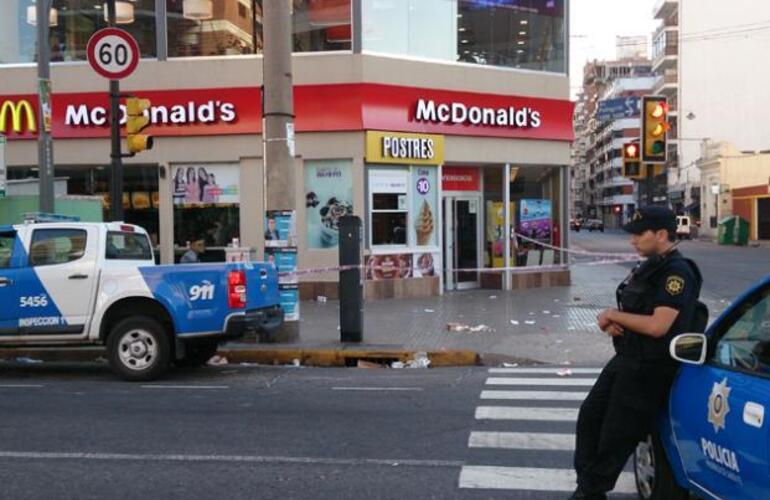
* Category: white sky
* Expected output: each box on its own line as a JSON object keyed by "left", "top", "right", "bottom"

{"left": 569, "top": 0, "right": 659, "bottom": 98}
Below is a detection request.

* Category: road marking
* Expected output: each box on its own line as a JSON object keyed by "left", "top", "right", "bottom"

{"left": 141, "top": 385, "right": 229, "bottom": 390}
{"left": 475, "top": 406, "right": 579, "bottom": 421}
{"left": 489, "top": 368, "right": 602, "bottom": 375}
{"left": 469, "top": 431, "right": 574, "bottom": 451}
{"left": 332, "top": 386, "right": 424, "bottom": 392}
{"left": 458, "top": 465, "right": 636, "bottom": 493}
{"left": 0, "top": 384, "right": 44, "bottom": 388}
{"left": 486, "top": 377, "right": 597, "bottom": 387}
{"left": 481, "top": 390, "right": 588, "bottom": 401}
{"left": 0, "top": 451, "right": 463, "bottom": 469}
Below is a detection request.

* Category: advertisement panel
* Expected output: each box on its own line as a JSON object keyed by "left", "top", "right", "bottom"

{"left": 304, "top": 160, "right": 353, "bottom": 249}
{"left": 411, "top": 166, "right": 438, "bottom": 247}
{"left": 171, "top": 164, "right": 239, "bottom": 206}
{"left": 519, "top": 198, "right": 552, "bottom": 242}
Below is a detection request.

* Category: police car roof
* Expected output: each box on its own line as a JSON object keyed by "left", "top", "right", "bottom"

{"left": 8, "top": 222, "right": 148, "bottom": 233}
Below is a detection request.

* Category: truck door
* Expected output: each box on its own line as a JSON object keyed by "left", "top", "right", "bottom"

{"left": 0, "top": 230, "right": 19, "bottom": 333}
{"left": 16, "top": 227, "right": 98, "bottom": 336}
{"left": 669, "top": 284, "right": 770, "bottom": 498}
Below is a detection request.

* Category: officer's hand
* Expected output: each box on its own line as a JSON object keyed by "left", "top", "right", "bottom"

{"left": 597, "top": 309, "right": 614, "bottom": 330}
{"left": 605, "top": 323, "right": 624, "bottom": 337}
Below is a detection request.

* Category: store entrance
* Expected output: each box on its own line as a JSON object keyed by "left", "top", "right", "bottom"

{"left": 443, "top": 196, "right": 482, "bottom": 290}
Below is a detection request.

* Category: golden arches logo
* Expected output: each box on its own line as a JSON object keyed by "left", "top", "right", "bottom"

{"left": 0, "top": 100, "right": 37, "bottom": 134}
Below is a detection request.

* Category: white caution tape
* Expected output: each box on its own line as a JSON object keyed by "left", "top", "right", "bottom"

{"left": 514, "top": 232, "right": 638, "bottom": 259}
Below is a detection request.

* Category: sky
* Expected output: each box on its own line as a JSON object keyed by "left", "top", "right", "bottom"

{"left": 569, "top": 0, "right": 659, "bottom": 98}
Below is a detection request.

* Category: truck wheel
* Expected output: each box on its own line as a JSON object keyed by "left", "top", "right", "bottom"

{"left": 175, "top": 341, "right": 219, "bottom": 368}
{"left": 634, "top": 434, "right": 689, "bottom": 500}
{"left": 107, "top": 317, "right": 171, "bottom": 382}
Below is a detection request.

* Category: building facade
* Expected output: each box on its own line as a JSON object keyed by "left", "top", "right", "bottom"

{"left": 0, "top": 0, "right": 573, "bottom": 299}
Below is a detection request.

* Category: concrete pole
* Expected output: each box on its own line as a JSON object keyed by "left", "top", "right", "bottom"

{"left": 36, "top": 0, "right": 55, "bottom": 213}
{"left": 263, "top": 0, "right": 299, "bottom": 341}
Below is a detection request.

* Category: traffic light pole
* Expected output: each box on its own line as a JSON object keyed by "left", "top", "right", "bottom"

{"left": 36, "top": 0, "right": 55, "bottom": 213}
{"left": 107, "top": 0, "right": 124, "bottom": 222}
{"left": 645, "top": 164, "right": 654, "bottom": 206}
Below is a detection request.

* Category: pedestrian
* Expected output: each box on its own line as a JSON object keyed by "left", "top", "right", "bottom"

{"left": 570, "top": 206, "right": 704, "bottom": 500}
{"left": 180, "top": 239, "right": 205, "bottom": 263}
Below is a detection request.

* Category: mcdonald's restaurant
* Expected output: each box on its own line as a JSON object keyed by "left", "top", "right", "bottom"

{"left": 1, "top": 17, "right": 573, "bottom": 300}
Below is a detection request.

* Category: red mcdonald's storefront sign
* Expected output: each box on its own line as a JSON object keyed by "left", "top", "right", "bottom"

{"left": 0, "top": 83, "right": 574, "bottom": 142}
{"left": 442, "top": 167, "right": 481, "bottom": 191}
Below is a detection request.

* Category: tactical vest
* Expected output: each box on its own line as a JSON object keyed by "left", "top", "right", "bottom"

{"left": 614, "top": 252, "right": 702, "bottom": 361}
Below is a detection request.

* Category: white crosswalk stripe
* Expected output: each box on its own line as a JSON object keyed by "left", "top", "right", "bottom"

{"left": 459, "top": 366, "right": 638, "bottom": 497}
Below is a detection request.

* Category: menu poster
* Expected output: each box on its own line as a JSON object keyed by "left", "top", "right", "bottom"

{"left": 265, "top": 210, "right": 297, "bottom": 247}
{"left": 305, "top": 160, "right": 353, "bottom": 249}
{"left": 365, "top": 254, "right": 412, "bottom": 280}
{"left": 411, "top": 167, "right": 438, "bottom": 247}
{"left": 413, "top": 252, "right": 440, "bottom": 278}
{"left": 519, "top": 199, "right": 552, "bottom": 243}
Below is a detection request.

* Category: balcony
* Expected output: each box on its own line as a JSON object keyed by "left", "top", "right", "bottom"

{"left": 653, "top": 70, "right": 678, "bottom": 97}
{"left": 653, "top": 0, "right": 678, "bottom": 20}
{"left": 652, "top": 27, "right": 678, "bottom": 72}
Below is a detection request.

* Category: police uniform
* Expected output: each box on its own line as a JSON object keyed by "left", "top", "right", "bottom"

{"left": 571, "top": 207, "right": 703, "bottom": 500}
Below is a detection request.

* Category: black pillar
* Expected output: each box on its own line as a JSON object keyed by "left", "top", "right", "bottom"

{"left": 339, "top": 215, "right": 363, "bottom": 342}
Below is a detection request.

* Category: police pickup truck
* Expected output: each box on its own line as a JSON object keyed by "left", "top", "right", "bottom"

{"left": 0, "top": 220, "right": 283, "bottom": 381}
{"left": 634, "top": 274, "right": 770, "bottom": 499}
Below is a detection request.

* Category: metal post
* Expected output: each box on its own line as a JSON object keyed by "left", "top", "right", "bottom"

{"left": 339, "top": 216, "right": 363, "bottom": 342}
{"left": 107, "top": 0, "right": 124, "bottom": 222}
{"left": 503, "top": 163, "right": 511, "bottom": 290}
{"left": 36, "top": 0, "right": 55, "bottom": 213}
{"left": 645, "top": 164, "right": 654, "bottom": 206}
{"left": 263, "top": 0, "right": 299, "bottom": 341}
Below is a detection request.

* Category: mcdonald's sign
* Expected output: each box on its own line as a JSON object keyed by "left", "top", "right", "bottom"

{"left": 0, "top": 100, "right": 37, "bottom": 135}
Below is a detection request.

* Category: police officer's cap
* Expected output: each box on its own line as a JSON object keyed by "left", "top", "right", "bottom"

{"left": 622, "top": 206, "right": 677, "bottom": 235}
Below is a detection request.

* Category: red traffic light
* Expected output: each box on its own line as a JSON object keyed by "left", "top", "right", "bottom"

{"left": 649, "top": 102, "right": 669, "bottom": 119}
{"left": 613, "top": 206, "right": 621, "bottom": 214}
{"left": 623, "top": 143, "right": 639, "bottom": 159}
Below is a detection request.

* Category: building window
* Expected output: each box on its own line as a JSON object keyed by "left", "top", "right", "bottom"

{"left": 171, "top": 163, "right": 240, "bottom": 262}
{"left": 369, "top": 168, "right": 409, "bottom": 247}
{"left": 293, "top": 0, "right": 351, "bottom": 52}
{"left": 1, "top": 0, "right": 157, "bottom": 64}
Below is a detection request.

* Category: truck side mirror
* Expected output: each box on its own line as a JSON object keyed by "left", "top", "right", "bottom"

{"left": 670, "top": 333, "right": 707, "bottom": 365}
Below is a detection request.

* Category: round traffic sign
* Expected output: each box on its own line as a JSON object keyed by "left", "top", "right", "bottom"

{"left": 86, "top": 28, "right": 140, "bottom": 80}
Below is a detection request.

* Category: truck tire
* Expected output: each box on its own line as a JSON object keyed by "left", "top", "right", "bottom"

{"left": 634, "top": 433, "right": 689, "bottom": 500}
{"left": 175, "top": 341, "right": 219, "bottom": 368}
{"left": 107, "top": 317, "right": 171, "bottom": 382}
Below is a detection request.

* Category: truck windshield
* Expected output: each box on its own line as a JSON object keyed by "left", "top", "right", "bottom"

{"left": 106, "top": 232, "right": 153, "bottom": 261}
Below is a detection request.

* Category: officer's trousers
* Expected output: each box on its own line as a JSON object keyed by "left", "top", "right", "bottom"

{"left": 574, "top": 355, "right": 676, "bottom": 495}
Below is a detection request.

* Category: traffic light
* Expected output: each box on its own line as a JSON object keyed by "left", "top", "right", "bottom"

{"left": 641, "top": 96, "right": 668, "bottom": 163}
{"left": 622, "top": 142, "right": 643, "bottom": 179}
{"left": 126, "top": 97, "right": 153, "bottom": 154}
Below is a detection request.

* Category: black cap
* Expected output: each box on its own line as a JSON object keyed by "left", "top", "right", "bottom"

{"left": 622, "top": 206, "right": 677, "bottom": 235}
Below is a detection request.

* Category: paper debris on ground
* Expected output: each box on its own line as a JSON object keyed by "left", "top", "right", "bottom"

{"left": 553, "top": 315, "right": 561, "bottom": 318}
{"left": 207, "top": 355, "right": 228, "bottom": 366}
{"left": 510, "top": 320, "right": 520, "bottom": 326}
{"left": 357, "top": 360, "right": 384, "bottom": 369}
{"left": 447, "top": 322, "right": 494, "bottom": 333}
{"left": 424, "top": 309, "right": 435, "bottom": 313}
{"left": 525, "top": 320, "right": 536, "bottom": 325}
{"left": 15, "top": 357, "right": 42, "bottom": 364}
{"left": 316, "top": 295, "right": 327, "bottom": 303}
{"left": 406, "top": 352, "right": 431, "bottom": 369}
{"left": 291, "top": 358, "right": 302, "bottom": 367}
{"left": 489, "top": 295, "right": 498, "bottom": 299}
{"left": 391, "top": 361, "right": 405, "bottom": 369}
{"left": 502, "top": 362, "right": 519, "bottom": 368}
{"left": 556, "top": 368, "right": 573, "bottom": 377}
{"left": 542, "top": 310, "right": 551, "bottom": 314}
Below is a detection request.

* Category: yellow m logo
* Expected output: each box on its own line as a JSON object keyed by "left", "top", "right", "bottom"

{"left": 0, "top": 100, "right": 37, "bottom": 134}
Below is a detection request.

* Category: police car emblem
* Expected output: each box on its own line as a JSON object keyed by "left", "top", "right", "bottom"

{"left": 708, "top": 378, "right": 731, "bottom": 433}
{"left": 665, "top": 275, "right": 685, "bottom": 296}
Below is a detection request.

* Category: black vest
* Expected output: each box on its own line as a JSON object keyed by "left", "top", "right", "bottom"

{"left": 614, "top": 251, "right": 701, "bottom": 361}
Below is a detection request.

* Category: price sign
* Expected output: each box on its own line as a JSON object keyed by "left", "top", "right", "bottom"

{"left": 86, "top": 28, "right": 140, "bottom": 80}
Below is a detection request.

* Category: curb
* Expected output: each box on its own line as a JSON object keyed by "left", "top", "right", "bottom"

{"left": 0, "top": 347, "right": 480, "bottom": 368}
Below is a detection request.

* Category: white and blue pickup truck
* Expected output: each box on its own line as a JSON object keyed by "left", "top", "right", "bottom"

{"left": 0, "top": 220, "right": 283, "bottom": 381}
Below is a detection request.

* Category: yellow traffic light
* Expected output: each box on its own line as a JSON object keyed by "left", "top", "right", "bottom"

{"left": 642, "top": 96, "right": 668, "bottom": 163}
{"left": 126, "top": 97, "right": 153, "bottom": 154}
{"left": 622, "top": 142, "right": 643, "bottom": 179}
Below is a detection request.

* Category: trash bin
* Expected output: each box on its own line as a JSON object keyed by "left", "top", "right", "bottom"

{"left": 735, "top": 217, "right": 750, "bottom": 246}
{"left": 718, "top": 217, "right": 736, "bottom": 245}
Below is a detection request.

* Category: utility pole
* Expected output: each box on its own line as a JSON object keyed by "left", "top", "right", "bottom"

{"left": 107, "top": 0, "right": 124, "bottom": 222}
{"left": 36, "top": 0, "right": 55, "bottom": 213}
{"left": 263, "top": 0, "right": 299, "bottom": 341}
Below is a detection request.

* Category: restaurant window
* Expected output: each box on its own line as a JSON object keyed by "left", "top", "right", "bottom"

{"left": 369, "top": 168, "right": 409, "bottom": 247}
{"left": 171, "top": 163, "right": 240, "bottom": 262}
{"left": 1, "top": 0, "right": 157, "bottom": 65}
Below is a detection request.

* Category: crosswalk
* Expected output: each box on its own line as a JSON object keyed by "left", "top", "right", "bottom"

{"left": 458, "top": 366, "right": 639, "bottom": 498}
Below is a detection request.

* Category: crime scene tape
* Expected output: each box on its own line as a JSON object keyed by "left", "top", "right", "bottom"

{"left": 514, "top": 232, "right": 639, "bottom": 259}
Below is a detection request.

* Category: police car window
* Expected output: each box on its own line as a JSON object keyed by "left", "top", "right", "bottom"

{"left": 0, "top": 233, "right": 14, "bottom": 269}
{"left": 29, "top": 229, "right": 87, "bottom": 267}
{"left": 106, "top": 232, "right": 152, "bottom": 260}
{"left": 713, "top": 288, "right": 770, "bottom": 376}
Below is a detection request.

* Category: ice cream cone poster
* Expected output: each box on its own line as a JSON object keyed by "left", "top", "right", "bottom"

{"left": 411, "top": 167, "right": 438, "bottom": 247}
{"left": 304, "top": 160, "right": 354, "bottom": 249}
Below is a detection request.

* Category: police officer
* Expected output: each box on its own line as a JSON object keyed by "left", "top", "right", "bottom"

{"left": 570, "top": 206, "right": 703, "bottom": 500}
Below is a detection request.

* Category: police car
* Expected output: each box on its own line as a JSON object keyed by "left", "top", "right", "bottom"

{"left": 634, "top": 274, "right": 770, "bottom": 499}
{"left": 0, "top": 218, "right": 283, "bottom": 381}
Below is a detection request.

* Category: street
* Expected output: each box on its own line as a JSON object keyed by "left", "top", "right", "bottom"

{"left": 0, "top": 363, "right": 635, "bottom": 500}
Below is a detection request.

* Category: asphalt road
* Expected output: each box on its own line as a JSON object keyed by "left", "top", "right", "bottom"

{"left": 0, "top": 363, "right": 636, "bottom": 500}
{"left": 570, "top": 229, "right": 770, "bottom": 302}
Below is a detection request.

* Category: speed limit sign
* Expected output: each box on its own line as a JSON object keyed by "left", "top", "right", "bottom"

{"left": 86, "top": 28, "right": 140, "bottom": 80}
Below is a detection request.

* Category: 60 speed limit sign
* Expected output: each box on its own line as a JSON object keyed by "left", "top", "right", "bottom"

{"left": 86, "top": 28, "right": 140, "bottom": 80}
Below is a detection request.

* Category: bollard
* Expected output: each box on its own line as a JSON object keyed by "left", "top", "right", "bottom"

{"left": 339, "top": 215, "right": 363, "bottom": 342}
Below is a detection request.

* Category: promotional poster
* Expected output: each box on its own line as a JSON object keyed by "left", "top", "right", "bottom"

{"left": 519, "top": 198, "right": 552, "bottom": 243}
{"left": 171, "top": 164, "right": 239, "bottom": 205}
{"left": 411, "top": 167, "right": 438, "bottom": 247}
{"left": 265, "top": 210, "right": 297, "bottom": 248}
{"left": 305, "top": 160, "right": 354, "bottom": 249}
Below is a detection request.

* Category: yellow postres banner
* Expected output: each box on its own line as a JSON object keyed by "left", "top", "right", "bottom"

{"left": 365, "top": 131, "right": 444, "bottom": 165}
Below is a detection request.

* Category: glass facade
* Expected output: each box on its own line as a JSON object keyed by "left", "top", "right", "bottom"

{"left": 0, "top": 1, "right": 157, "bottom": 64}
{"left": 362, "top": 0, "right": 566, "bottom": 72}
